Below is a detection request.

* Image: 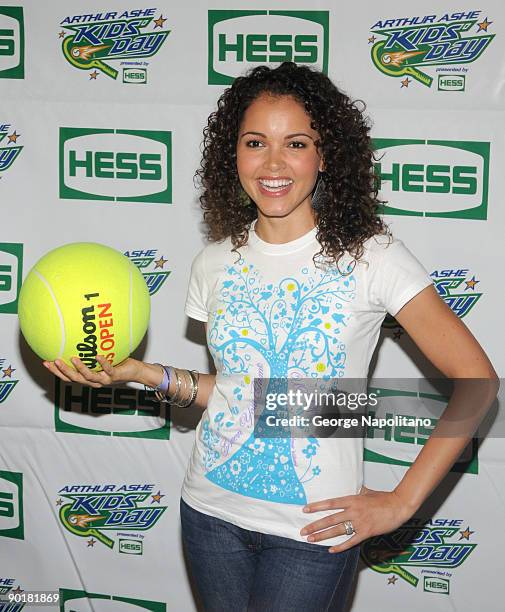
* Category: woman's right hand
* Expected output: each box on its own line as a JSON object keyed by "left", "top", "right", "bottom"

{"left": 43, "top": 355, "right": 147, "bottom": 388}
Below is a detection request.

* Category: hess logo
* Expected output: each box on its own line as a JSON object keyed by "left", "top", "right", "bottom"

{"left": 59, "top": 128, "right": 172, "bottom": 203}
{"left": 0, "top": 7, "right": 24, "bottom": 78}
{"left": 0, "top": 470, "right": 24, "bottom": 540}
{"left": 373, "top": 139, "right": 489, "bottom": 219}
{"left": 208, "top": 10, "right": 329, "bottom": 84}
{"left": 0, "top": 243, "right": 23, "bottom": 314}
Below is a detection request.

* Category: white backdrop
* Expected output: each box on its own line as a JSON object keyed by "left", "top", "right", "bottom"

{"left": 1, "top": 1, "right": 504, "bottom": 610}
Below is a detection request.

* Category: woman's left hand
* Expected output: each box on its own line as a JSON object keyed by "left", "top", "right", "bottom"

{"left": 300, "top": 486, "right": 415, "bottom": 553}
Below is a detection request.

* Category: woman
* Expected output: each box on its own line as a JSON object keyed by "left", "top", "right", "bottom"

{"left": 45, "top": 63, "right": 498, "bottom": 611}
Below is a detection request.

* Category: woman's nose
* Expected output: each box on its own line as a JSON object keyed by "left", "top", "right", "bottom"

{"left": 263, "top": 147, "right": 286, "bottom": 172}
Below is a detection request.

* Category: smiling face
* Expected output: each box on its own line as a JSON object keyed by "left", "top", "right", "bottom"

{"left": 236, "top": 94, "right": 323, "bottom": 228}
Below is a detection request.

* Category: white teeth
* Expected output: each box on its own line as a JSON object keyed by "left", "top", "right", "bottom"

{"left": 259, "top": 179, "right": 293, "bottom": 188}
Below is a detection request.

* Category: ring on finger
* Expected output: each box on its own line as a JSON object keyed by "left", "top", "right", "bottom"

{"left": 343, "top": 520, "right": 355, "bottom": 536}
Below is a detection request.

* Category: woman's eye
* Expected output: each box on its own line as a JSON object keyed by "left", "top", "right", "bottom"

{"left": 289, "top": 141, "right": 306, "bottom": 149}
{"left": 245, "top": 140, "right": 263, "bottom": 148}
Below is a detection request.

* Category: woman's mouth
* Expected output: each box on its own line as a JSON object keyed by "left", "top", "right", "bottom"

{"left": 257, "top": 178, "right": 294, "bottom": 197}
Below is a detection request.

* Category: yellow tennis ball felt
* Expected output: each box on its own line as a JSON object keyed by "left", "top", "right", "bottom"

{"left": 18, "top": 242, "right": 150, "bottom": 371}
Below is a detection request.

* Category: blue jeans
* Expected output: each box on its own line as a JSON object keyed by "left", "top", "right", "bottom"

{"left": 180, "top": 498, "right": 360, "bottom": 612}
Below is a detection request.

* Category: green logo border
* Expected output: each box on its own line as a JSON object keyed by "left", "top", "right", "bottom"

{"left": 0, "top": 469, "right": 24, "bottom": 540}
{"left": 54, "top": 379, "right": 171, "bottom": 439}
{"left": 208, "top": 9, "right": 329, "bottom": 85}
{"left": 123, "top": 67, "right": 148, "bottom": 84}
{"left": 59, "top": 589, "right": 166, "bottom": 611}
{"left": 437, "top": 74, "right": 465, "bottom": 91}
{"left": 374, "top": 138, "right": 489, "bottom": 219}
{"left": 423, "top": 575, "right": 450, "bottom": 594}
{"left": 364, "top": 387, "right": 479, "bottom": 474}
{"left": 0, "top": 242, "right": 23, "bottom": 314}
{"left": 0, "top": 6, "right": 24, "bottom": 79}
{"left": 59, "top": 127, "right": 172, "bottom": 204}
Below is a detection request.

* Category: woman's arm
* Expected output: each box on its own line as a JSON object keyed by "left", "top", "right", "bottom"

{"left": 390, "top": 284, "right": 499, "bottom": 513}
{"left": 136, "top": 323, "right": 215, "bottom": 409}
{"left": 300, "top": 284, "right": 499, "bottom": 551}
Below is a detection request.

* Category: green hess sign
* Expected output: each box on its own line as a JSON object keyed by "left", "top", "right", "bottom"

{"left": 374, "top": 139, "right": 489, "bottom": 219}
{"left": 0, "top": 6, "right": 24, "bottom": 79}
{"left": 59, "top": 127, "right": 172, "bottom": 203}
{"left": 208, "top": 10, "right": 329, "bottom": 84}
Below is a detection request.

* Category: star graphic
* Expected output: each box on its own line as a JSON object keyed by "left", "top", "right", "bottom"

{"left": 477, "top": 17, "right": 492, "bottom": 32}
{"left": 393, "top": 328, "right": 404, "bottom": 340}
{"left": 388, "top": 575, "right": 398, "bottom": 585}
{"left": 151, "top": 490, "right": 165, "bottom": 503}
{"left": 2, "top": 365, "right": 15, "bottom": 378}
{"left": 89, "top": 70, "right": 99, "bottom": 80}
{"left": 154, "top": 255, "right": 168, "bottom": 269}
{"left": 56, "top": 498, "right": 63, "bottom": 506}
{"left": 459, "top": 526, "right": 475, "bottom": 540}
{"left": 368, "top": 35, "right": 376, "bottom": 44}
{"left": 58, "top": 31, "right": 65, "bottom": 39}
{"left": 11, "top": 586, "right": 23, "bottom": 595}
{"left": 87, "top": 537, "right": 96, "bottom": 547}
{"left": 7, "top": 131, "right": 20, "bottom": 144}
{"left": 465, "top": 276, "right": 480, "bottom": 290}
{"left": 401, "top": 77, "right": 411, "bottom": 88}
{"left": 154, "top": 15, "right": 167, "bottom": 28}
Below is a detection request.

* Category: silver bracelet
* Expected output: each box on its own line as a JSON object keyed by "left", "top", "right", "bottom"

{"left": 170, "top": 368, "right": 198, "bottom": 408}
{"left": 169, "top": 367, "right": 183, "bottom": 404}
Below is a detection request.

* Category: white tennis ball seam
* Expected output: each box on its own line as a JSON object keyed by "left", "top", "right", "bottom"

{"left": 33, "top": 269, "right": 66, "bottom": 360}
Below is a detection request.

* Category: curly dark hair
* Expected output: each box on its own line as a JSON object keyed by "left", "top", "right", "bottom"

{"left": 196, "top": 61, "right": 390, "bottom": 271}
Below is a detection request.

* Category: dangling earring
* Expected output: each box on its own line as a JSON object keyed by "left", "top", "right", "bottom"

{"left": 311, "top": 172, "right": 327, "bottom": 210}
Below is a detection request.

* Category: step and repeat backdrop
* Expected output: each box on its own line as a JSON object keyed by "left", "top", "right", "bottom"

{"left": 1, "top": 1, "right": 504, "bottom": 610}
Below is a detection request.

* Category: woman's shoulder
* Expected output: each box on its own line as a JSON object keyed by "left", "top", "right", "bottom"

{"left": 358, "top": 232, "right": 405, "bottom": 261}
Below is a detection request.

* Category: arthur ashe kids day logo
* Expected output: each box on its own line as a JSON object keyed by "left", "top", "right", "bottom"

{"left": 59, "top": 127, "right": 172, "bottom": 204}
{"left": 208, "top": 10, "right": 329, "bottom": 84}
{"left": 0, "top": 123, "right": 23, "bottom": 177}
{"left": 361, "top": 516, "right": 477, "bottom": 592}
{"left": 0, "top": 470, "right": 23, "bottom": 540}
{"left": 369, "top": 10, "right": 494, "bottom": 89}
{"left": 383, "top": 267, "right": 483, "bottom": 337}
{"left": 373, "top": 139, "right": 489, "bottom": 219}
{"left": 0, "top": 6, "right": 24, "bottom": 79}
{"left": 59, "top": 8, "right": 170, "bottom": 83}
{"left": 56, "top": 483, "right": 167, "bottom": 552}
{"left": 0, "top": 359, "right": 18, "bottom": 405}
{"left": 0, "top": 578, "right": 26, "bottom": 609}
{"left": 431, "top": 268, "right": 482, "bottom": 318}
{"left": 125, "top": 249, "right": 171, "bottom": 296}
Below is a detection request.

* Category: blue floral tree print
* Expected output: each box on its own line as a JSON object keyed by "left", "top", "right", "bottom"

{"left": 206, "top": 258, "right": 356, "bottom": 505}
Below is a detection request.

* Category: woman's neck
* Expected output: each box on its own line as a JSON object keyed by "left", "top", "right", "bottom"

{"left": 254, "top": 211, "right": 317, "bottom": 245}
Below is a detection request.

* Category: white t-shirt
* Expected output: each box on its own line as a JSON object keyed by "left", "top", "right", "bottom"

{"left": 182, "top": 221, "right": 432, "bottom": 546}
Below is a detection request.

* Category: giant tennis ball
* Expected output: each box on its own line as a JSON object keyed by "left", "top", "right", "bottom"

{"left": 18, "top": 242, "right": 150, "bottom": 371}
